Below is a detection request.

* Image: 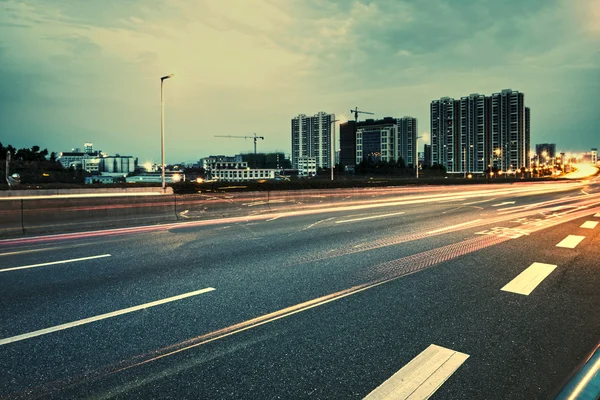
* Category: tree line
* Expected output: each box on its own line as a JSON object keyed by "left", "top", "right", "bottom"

{"left": 0, "top": 143, "right": 87, "bottom": 185}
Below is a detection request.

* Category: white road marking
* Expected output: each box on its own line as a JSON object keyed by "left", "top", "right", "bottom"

{"left": 364, "top": 344, "right": 469, "bottom": 400}
{"left": 556, "top": 235, "right": 586, "bottom": 249}
{"left": 437, "top": 198, "right": 467, "bottom": 203}
{"left": 303, "top": 217, "right": 335, "bottom": 230}
{"left": 0, "top": 288, "right": 216, "bottom": 346}
{"left": 501, "top": 262, "right": 557, "bottom": 295}
{"left": 335, "top": 212, "right": 405, "bottom": 224}
{"left": 580, "top": 221, "right": 598, "bottom": 229}
{"left": 492, "top": 201, "right": 516, "bottom": 207}
{"left": 594, "top": 213, "right": 600, "bottom": 218}
{"left": 0, "top": 254, "right": 112, "bottom": 273}
{"left": 266, "top": 215, "right": 282, "bottom": 221}
{"left": 426, "top": 219, "right": 483, "bottom": 234}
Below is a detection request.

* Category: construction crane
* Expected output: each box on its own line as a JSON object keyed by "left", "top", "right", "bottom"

{"left": 214, "top": 133, "right": 265, "bottom": 155}
{"left": 350, "top": 107, "right": 374, "bottom": 123}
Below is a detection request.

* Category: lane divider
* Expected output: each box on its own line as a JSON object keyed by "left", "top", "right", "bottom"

{"left": 364, "top": 344, "right": 469, "bottom": 400}
{"left": 0, "top": 288, "right": 215, "bottom": 346}
{"left": 580, "top": 221, "right": 598, "bottom": 229}
{"left": 0, "top": 254, "right": 111, "bottom": 273}
{"left": 556, "top": 235, "right": 586, "bottom": 249}
{"left": 501, "top": 262, "right": 557, "bottom": 296}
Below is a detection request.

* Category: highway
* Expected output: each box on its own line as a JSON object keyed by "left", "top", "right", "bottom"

{"left": 1, "top": 178, "right": 599, "bottom": 399}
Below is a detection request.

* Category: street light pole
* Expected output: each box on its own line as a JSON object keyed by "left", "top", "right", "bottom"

{"left": 5, "top": 151, "right": 11, "bottom": 188}
{"left": 416, "top": 135, "right": 423, "bottom": 179}
{"left": 161, "top": 74, "right": 174, "bottom": 193}
{"left": 330, "top": 119, "right": 340, "bottom": 181}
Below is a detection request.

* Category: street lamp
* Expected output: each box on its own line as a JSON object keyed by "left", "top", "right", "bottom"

{"left": 161, "top": 73, "right": 174, "bottom": 193}
{"left": 416, "top": 135, "right": 423, "bottom": 179}
{"left": 330, "top": 119, "right": 340, "bottom": 181}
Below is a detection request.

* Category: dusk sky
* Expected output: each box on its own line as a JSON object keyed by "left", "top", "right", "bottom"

{"left": 1, "top": 0, "right": 599, "bottom": 164}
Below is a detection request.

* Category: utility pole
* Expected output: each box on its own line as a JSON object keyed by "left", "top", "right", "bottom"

{"left": 416, "top": 136, "right": 423, "bottom": 179}
{"left": 5, "top": 151, "right": 11, "bottom": 188}
{"left": 330, "top": 119, "right": 340, "bottom": 181}
{"left": 160, "top": 73, "right": 174, "bottom": 193}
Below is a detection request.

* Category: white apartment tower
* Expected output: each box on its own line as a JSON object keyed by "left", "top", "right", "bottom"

{"left": 291, "top": 112, "right": 334, "bottom": 169}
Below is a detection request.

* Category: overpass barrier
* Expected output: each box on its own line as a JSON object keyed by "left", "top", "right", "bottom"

{"left": 0, "top": 187, "right": 425, "bottom": 238}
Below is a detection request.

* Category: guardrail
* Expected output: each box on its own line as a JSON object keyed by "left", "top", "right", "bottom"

{"left": 553, "top": 342, "right": 600, "bottom": 400}
{"left": 0, "top": 187, "right": 426, "bottom": 238}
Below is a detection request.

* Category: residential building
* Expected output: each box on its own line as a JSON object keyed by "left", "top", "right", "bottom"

{"left": 341, "top": 117, "right": 416, "bottom": 169}
{"left": 592, "top": 148, "right": 598, "bottom": 164}
{"left": 291, "top": 112, "right": 334, "bottom": 169}
{"left": 431, "top": 97, "right": 459, "bottom": 173}
{"left": 423, "top": 144, "right": 432, "bottom": 167}
{"left": 397, "top": 117, "right": 418, "bottom": 168}
{"left": 535, "top": 143, "right": 557, "bottom": 159}
{"left": 297, "top": 157, "right": 317, "bottom": 177}
{"left": 431, "top": 89, "right": 530, "bottom": 174}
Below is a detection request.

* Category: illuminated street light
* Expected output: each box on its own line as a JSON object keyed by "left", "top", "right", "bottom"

{"left": 161, "top": 73, "right": 174, "bottom": 193}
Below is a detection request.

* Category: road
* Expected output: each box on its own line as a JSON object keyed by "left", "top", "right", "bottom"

{"left": 1, "top": 179, "right": 599, "bottom": 399}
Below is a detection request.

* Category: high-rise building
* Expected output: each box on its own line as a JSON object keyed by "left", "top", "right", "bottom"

{"left": 458, "top": 94, "right": 490, "bottom": 174}
{"left": 291, "top": 112, "right": 334, "bottom": 169}
{"left": 431, "top": 89, "right": 530, "bottom": 174}
{"left": 592, "top": 148, "right": 598, "bottom": 164}
{"left": 431, "top": 97, "right": 459, "bottom": 172}
{"left": 423, "top": 144, "right": 432, "bottom": 167}
{"left": 397, "top": 117, "right": 418, "bottom": 168}
{"left": 352, "top": 117, "right": 418, "bottom": 167}
{"left": 535, "top": 143, "right": 556, "bottom": 159}
{"left": 491, "top": 89, "right": 528, "bottom": 171}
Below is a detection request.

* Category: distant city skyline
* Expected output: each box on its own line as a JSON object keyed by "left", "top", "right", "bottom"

{"left": 1, "top": 0, "right": 598, "bottom": 163}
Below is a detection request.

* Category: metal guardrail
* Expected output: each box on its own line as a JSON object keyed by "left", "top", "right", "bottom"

{"left": 553, "top": 342, "right": 600, "bottom": 400}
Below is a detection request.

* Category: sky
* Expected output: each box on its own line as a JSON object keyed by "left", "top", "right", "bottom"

{"left": 1, "top": 0, "right": 599, "bottom": 164}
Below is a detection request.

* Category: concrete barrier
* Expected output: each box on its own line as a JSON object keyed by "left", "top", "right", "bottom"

{"left": 0, "top": 187, "right": 172, "bottom": 197}
{"left": 21, "top": 195, "right": 178, "bottom": 235}
{"left": 0, "top": 199, "right": 23, "bottom": 237}
{"left": 0, "top": 186, "right": 429, "bottom": 239}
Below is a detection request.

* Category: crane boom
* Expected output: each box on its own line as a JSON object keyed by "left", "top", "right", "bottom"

{"left": 214, "top": 133, "right": 265, "bottom": 155}
{"left": 350, "top": 107, "right": 374, "bottom": 123}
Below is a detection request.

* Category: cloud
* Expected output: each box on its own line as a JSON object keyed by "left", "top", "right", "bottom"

{"left": 0, "top": 0, "right": 598, "bottom": 162}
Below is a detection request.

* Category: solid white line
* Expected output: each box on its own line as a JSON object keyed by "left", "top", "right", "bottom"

{"left": 266, "top": 215, "right": 282, "bottom": 221}
{"left": 0, "top": 288, "right": 216, "bottom": 346}
{"left": 581, "top": 221, "right": 598, "bottom": 229}
{"left": 492, "top": 201, "right": 516, "bottom": 207}
{"left": 426, "top": 219, "right": 483, "bottom": 234}
{"left": 335, "top": 212, "right": 405, "bottom": 224}
{"left": 556, "top": 235, "right": 586, "bottom": 249}
{"left": 501, "top": 262, "right": 557, "bottom": 296}
{"left": 364, "top": 344, "right": 469, "bottom": 400}
{"left": 0, "top": 254, "right": 112, "bottom": 273}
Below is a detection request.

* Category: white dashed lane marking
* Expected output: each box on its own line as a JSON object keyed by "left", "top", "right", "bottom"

{"left": 501, "top": 262, "right": 557, "bottom": 296}
{"left": 556, "top": 235, "right": 586, "bottom": 249}
{"left": 580, "top": 221, "right": 598, "bottom": 229}
{"left": 364, "top": 344, "right": 469, "bottom": 400}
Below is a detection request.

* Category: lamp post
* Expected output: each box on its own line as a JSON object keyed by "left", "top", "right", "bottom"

{"left": 330, "top": 119, "right": 340, "bottom": 181}
{"left": 416, "top": 135, "right": 423, "bottom": 179}
{"left": 161, "top": 74, "right": 174, "bottom": 193}
{"left": 5, "top": 151, "right": 10, "bottom": 188}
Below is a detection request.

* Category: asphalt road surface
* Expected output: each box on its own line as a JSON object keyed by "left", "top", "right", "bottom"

{"left": 1, "top": 179, "right": 599, "bottom": 399}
